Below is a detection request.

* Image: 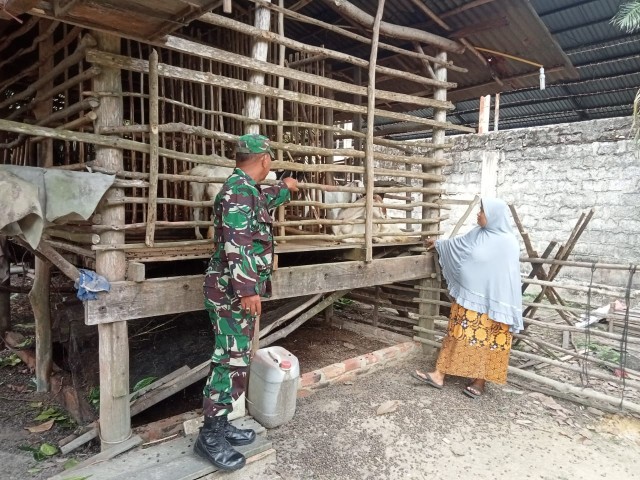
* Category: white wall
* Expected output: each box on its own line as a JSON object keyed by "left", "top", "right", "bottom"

{"left": 431, "top": 116, "right": 639, "bottom": 288}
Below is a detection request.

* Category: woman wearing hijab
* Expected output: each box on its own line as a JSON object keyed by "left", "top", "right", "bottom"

{"left": 411, "top": 198, "right": 523, "bottom": 398}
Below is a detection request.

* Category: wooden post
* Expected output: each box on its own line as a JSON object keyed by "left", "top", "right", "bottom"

{"left": 352, "top": 67, "right": 363, "bottom": 178}
{"left": 324, "top": 67, "right": 335, "bottom": 186}
{"left": 493, "top": 92, "right": 500, "bottom": 132}
{"left": 478, "top": 94, "right": 490, "bottom": 134}
{"left": 0, "top": 237, "right": 9, "bottom": 338}
{"left": 245, "top": 0, "right": 271, "bottom": 134}
{"left": 145, "top": 50, "right": 159, "bottom": 247}
{"left": 92, "top": 31, "right": 131, "bottom": 450}
{"left": 418, "top": 50, "right": 448, "bottom": 354}
{"left": 276, "top": 0, "right": 286, "bottom": 239}
{"left": 364, "top": 0, "right": 385, "bottom": 263}
{"left": 30, "top": 19, "right": 54, "bottom": 392}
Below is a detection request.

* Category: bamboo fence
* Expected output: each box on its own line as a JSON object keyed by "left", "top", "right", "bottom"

{"left": 0, "top": 4, "right": 471, "bottom": 262}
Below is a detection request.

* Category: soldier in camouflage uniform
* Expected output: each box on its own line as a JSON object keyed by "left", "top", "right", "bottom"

{"left": 194, "top": 134, "right": 298, "bottom": 471}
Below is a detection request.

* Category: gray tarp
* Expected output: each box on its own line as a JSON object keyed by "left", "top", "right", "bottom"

{"left": 0, "top": 165, "right": 115, "bottom": 248}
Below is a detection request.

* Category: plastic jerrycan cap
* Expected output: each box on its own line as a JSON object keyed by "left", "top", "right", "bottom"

{"left": 279, "top": 360, "right": 292, "bottom": 370}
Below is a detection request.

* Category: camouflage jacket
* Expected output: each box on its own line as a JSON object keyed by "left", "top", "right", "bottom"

{"left": 204, "top": 168, "right": 290, "bottom": 299}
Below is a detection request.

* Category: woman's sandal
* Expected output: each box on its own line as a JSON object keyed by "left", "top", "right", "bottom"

{"left": 410, "top": 370, "right": 443, "bottom": 390}
{"left": 463, "top": 384, "right": 484, "bottom": 399}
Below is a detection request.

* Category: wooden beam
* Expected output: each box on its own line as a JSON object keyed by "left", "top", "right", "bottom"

{"left": 364, "top": 0, "right": 385, "bottom": 262}
{"left": 85, "top": 49, "right": 472, "bottom": 132}
{"left": 144, "top": 50, "right": 159, "bottom": 247}
{"left": 322, "top": 0, "right": 464, "bottom": 54}
{"left": 245, "top": 0, "right": 271, "bottom": 134}
{"left": 85, "top": 255, "right": 435, "bottom": 325}
{"left": 478, "top": 94, "right": 490, "bottom": 134}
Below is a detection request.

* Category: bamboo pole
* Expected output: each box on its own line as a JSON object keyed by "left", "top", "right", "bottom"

{"left": 0, "top": 35, "right": 96, "bottom": 110}
{"left": 413, "top": 334, "right": 640, "bottom": 413}
{"left": 162, "top": 35, "right": 453, "bottom": 110}
{"left": 31, "top": 22, "right": 55, "bottom": 393}
{"left": 245, "top": 0, "right": 271, "bottom": 134}
{"left": 92, "top": 32, "right": 131, "bottom": 450}
{"left": 364, "top": 0, "right": 385, "bottom": 263}
{"left": 261, "top": 290, "right": 349, "bottom": 347}
{"left": 248, "top": 0, "right": 466, "bottom": 72}
{"left": 85, "top": 50, "right": 473, "bottom": 133}
{"left": 198, "top": 13, "right": 466, "bottom": 89}
{"left": 322, "top": 0, "right": 463, "bottom": 53}
{"left": 522, "top": 257, "right": 633, "bottom": 271}
{"left": 145, "top": 50, "right": 159, "bottom": 247}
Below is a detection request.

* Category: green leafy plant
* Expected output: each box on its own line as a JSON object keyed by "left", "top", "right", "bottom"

{"left": 88, "top": 386, "right": 100, "bottom": 408}
{"left": 333, "top": 297, "right": 353, "bottom": 310}
{"left": 577, "top": 341, "right": 621, "bottom": 364}
{"left": 611, "top": 1, "right": 640, "bottom": 32}
{"left": 0, "top": 354, "right": 22, "bottom": 367}
{"left": 612, "top": 2, "right": 640, "bottom": 143}
{"left": 34, "top": 406, "right": 74, "bottom": 428}
{"left": 132, "top": 376, "right": 158, "bottom": 393}
{"left": 15, "top": 337, "right": 35, "bottom": 349}
{"left": 18, "top": 443, "right": 58, "bottom": 461}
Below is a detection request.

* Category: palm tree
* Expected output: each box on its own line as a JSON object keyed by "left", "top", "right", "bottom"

{"left": 611, "top": 1, "right": 640, "bottom": 140}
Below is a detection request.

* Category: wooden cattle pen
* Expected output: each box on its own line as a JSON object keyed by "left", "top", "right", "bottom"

{"left": 2, "top": 2, "right": 638, "bottom": 475}
{"left": 0, "top": 0, "right": 476, "bottom": 450}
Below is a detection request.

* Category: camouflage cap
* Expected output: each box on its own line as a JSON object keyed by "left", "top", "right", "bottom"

{"left": 236, "top": 134, "right": 275, "bottom": 158}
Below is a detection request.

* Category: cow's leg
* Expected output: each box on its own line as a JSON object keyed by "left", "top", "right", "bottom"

{"left": 191, "top": 182, "right": 205, "bottom": 240}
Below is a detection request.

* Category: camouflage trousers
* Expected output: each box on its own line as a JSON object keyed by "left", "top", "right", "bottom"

{"left": 202, "top": 293, "right": 257, "bottom": 417}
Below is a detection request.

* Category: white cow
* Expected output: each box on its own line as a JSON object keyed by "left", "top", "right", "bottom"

{"left": 331, "top": 195, "right": 409, "bottom": 243}
{"left": 187, "top": 164, "right": 276, "bottom": 239}
{"left": 324, "top": 180, "right": 363, "bottom": 220}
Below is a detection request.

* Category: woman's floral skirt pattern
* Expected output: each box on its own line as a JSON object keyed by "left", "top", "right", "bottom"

{"left": 436, "top": 302, "right": 512, "bottom": 384}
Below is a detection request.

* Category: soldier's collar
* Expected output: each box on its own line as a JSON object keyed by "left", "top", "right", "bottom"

{"left": 233, "top": 167, "right": 260, "bottom": 190}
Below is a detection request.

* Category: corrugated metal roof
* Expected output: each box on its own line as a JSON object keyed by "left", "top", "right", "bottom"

{"left": 381, "top": 0, "right": 638, "bottom": 137}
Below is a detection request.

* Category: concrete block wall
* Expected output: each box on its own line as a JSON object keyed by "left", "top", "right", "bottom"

{"left": 413, "top": 116, "right": 639, "bottom": 288}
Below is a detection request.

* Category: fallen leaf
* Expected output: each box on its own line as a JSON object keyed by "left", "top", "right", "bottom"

{"left": 343, "top": 342, "right": 356, "bottom": 350}
{"left": 25, "top": 419, "right": 55, "bottom": 433}
{"left": 63, "top": 458, "right": 79, "bottom": 470}
{"left": 376, "top": 400, "right": 400, "bottom": 415}
{"left": 39, "top": 442, "right": 58, "bottom": 457}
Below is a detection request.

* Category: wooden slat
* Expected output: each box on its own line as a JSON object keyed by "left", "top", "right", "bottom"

{"left": 85, "top": 255, "right": 434, "bottom": 325}
{"left": 50, "top": 421, "right": 270, "bottom": 480}
{"left": 86, "top": 50, "right": 473, "bottom": 133}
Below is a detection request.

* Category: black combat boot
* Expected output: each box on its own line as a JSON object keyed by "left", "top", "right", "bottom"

{"left": 194, "top": 415, "right": 246, "bottom": 471}
{"left": 224, "top": 419, "right": 256, "bottom": 446}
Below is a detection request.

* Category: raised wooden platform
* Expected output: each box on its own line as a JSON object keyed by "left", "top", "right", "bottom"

{"left": 85, "top": 253, "right": 434, "bottom": 325}
{"left": 49, "top": 418, "right": 273, "bottom": 480}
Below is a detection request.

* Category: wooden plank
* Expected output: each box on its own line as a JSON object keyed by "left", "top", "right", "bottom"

{"left": 85, "top": 255, "right": 434, "bottom": 325}
{"left": 51, "top": 425, "right": 269, "bottom": 480}
{"left": 49, "top": 435, "right": 143, "bottom": 479}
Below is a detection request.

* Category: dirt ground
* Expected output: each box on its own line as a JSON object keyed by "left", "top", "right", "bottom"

{"left": 0, "top": 293, "right": 388, "bottom": 479}
{"left": 263, "top": 356, "right": 640, "bottom": 480}
{"left": 2, "top": 285, "right": 640, "bottom": 480}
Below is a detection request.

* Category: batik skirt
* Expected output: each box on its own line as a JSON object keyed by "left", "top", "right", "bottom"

{"left": 436, "top": 302, "right": 512, "bottom": 384}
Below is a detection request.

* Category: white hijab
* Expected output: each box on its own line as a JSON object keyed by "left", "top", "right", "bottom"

{"left": 436, "top": 198, "right": 523, "bottom": 332}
